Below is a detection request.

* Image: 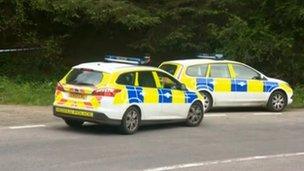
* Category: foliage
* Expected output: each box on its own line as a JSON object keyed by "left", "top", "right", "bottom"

{"left": 0, "top": 0, "right": 304, "bottom": 85}
{"left": 291, "top": 85, "right": 304, "bottom": 108}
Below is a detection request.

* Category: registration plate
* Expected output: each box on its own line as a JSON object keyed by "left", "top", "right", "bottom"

{"left": 55, "top": 107, "right": 93, "bottom": 117}
{"left": 69, "top": 93, "right": 86, "bottom": 99}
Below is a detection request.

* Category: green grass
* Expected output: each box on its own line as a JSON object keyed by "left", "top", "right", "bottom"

{"left": 290, "top": 85, "right": 304, "bottom": 108}
{"left": 0, "top": 76, "right": 304, "bottom": 108}
{"left": 0, "top": 76, "right": 55, "bottom": 106}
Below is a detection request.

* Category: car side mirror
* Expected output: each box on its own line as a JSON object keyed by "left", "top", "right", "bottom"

{"left": 253, "top": 75, "right": 264, "bottom": 80}
{"left": 180, "top": 84, "right": 188, "bottom": 91}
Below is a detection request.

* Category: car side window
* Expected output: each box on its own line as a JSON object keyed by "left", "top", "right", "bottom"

{"left": 209, "top": 64, "right": 230, "bottom": 78}
{"left": 157, "top": 72, "right": 182, "bottom": 90}
{"left": 159, "top": 64, "right": 178, "bottom": 76}
{"left": 116, "top": 72, "right": 136, "bottom": 85}
{"left": 186, "top": 64, "right": 208, "bottom": 77}
{"left": 138, "top": 71, "right": 156, "bottom": 88}
{"left": 233, "top": 64, "right": 260, "bottom": 80}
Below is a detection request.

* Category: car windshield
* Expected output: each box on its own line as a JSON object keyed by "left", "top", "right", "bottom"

{"left": 66, "top": 68, "right": 103, "bottom": 86}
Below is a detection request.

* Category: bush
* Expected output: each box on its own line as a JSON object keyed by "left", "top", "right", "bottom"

{"left": 291, "top": 85, "right": 304, "bottom": 108}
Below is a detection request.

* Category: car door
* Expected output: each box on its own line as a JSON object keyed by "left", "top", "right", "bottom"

{"left": 231, "top": 63, "right": 266, "bottom": 105}
{"left": 155, "top": 71, "right": 188, "bottom": 119}
{"left": 136, "top": 71, "right": 162, "bottom": 120}
{"left": 208, "top": 63, "right": 234, "bottom": 106}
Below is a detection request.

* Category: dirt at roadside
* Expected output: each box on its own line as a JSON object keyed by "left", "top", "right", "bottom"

{"left": 0, "top": 105, "right": 60, "bottom": 126}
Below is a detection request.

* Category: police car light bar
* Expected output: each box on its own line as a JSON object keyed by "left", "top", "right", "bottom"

{"left": 105, "top": 55, "right": 151, "bottom": 65}
{"left": 197, "top": 53, "right": 224, "bottom": 60}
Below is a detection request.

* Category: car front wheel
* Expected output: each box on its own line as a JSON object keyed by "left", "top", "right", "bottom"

{"left": 267, "top": 91, "right": 287, "bottom": 112}
{"left": 186, "top": 101, "right": 204, "bottom": 127}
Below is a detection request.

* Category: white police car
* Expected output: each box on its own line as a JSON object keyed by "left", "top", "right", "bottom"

{"left": 159, "top": 54, "right": 293, "bottom": 112}
{"left": 53, "top": 55, "right": 204, "bottom": 134}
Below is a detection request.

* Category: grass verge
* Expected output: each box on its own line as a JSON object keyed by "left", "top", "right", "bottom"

{"left": 0, "top": 76, "right": 55, "bottom": 106}
{"left": 0, "top": 76, "right": 304, "bottom": 108}
{"left": 290, "top": 85, "right": 304, "bottom": 108}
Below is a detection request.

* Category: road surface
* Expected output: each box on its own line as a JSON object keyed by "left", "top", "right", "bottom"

{"left": 0, "top": 105, "right": 303, "bottom": 171}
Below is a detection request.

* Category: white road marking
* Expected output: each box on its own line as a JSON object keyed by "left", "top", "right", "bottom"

{"left": 9, "top": 124, "right": 46, "bottom": 129}
{"left": 145, "top": 152, "right": 304, "bottom": 171}
{"left": 204, "top": 114, "right": 227, "bottom": 117}
{"left": 253, "top": 112, "right": 282, "bottom": 116}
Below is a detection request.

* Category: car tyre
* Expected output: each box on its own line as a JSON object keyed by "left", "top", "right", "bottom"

{"left": 64, "top": 119, "right": 84, "bottom": 128}
{"left": 186, "top": 101, "right": 204, "bottom": 127}
{"left": 120, "top": 106, "right": 140, "bottom": 134}
{"left": 200, "top": 91, "right": 212, "bottom": 112}
{"left": 267, "top": 91, "right": 287, "bottom": 112}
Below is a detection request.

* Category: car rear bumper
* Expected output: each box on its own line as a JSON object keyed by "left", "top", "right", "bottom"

{"left": 53, "top": 106, "right": 121, "bottom": 126}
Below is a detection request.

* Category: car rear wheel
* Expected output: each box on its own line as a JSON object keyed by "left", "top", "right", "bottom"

{"left": 64, "top": 119, "right": 84, "bottom": 128}
{"left": 200, "top": 91, "right": 212, "bottom": 112}
{"left": 186, "top": 101, "right": 204, "bottom": 127}
{"left": 120, "top": 106, "right": 140, "bottom": 134}
{"left": 267, "top": 91, "right": 287, "bottom": 112}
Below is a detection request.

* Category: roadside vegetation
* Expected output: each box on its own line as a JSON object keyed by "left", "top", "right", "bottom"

{"left": 0, "top": 1, "right": 304, "bottom": 107}
{"left": 0, "top": 76, "right": 303, "bottom": 108}
{"left": 0, "top": 77, "right": 55, "bottom": 106}
{"left": 291, "top": 86, "right": 304, "bottom": 108}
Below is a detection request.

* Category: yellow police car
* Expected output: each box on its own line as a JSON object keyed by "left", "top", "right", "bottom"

{"left": 159, "top": 54, "right": 293, "bottom": 112}
{"left": 53, "top": 55, "right": 204, "bottom": 134}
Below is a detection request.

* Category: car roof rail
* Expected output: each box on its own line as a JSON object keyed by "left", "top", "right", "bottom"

{"left": 104, "top": 54, "right": 151, "bottom": 65}
{"left": 197, "top": 53, "right": 224, "bottom": 60}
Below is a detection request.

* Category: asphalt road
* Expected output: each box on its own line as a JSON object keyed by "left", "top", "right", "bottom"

{"left": 0, "top": 105, "right": 304, "bottom": 171}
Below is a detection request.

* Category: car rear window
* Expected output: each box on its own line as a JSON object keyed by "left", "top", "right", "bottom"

{"left": 159, "top": 64, "right": 178, "bottom": 76}
{"left": 66, "top": 68, "right": 103, "bottom": 86}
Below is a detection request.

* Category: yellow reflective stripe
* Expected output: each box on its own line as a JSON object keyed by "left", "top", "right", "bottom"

{"left": 152, "top": 71, "right": 161, "bottom": 88}
{"left": 228, "top": 64, "right": 236, "bottom": 78}
{"left": 279, "top": 83, "right": 293, "bottom": 94}
{"left": 180, "top": 75, "right": 196, "bottom": 90}
{"left": 114, "top": 86, "right": 128, "bottom": 104}
{"left": 60, "top": 69, "right": 73, "bottom": 83}
{"left": 90, "top": 97, "right": 100, "bottom": 108}
{"left": 143, "top": 88, "right": 158, "bottom": 103}
{"left": 206, "top": 64, "right": 211, "bottom": 77}
{"left": 248, "top": 80, "right": 263, "bottom": 92}
{"left": 64, "top": 100, "right": 74, "bottom": 107}
{"left": 214, "top": 78, "right": 231, "bottom": 92}
{"left": 55, "top": 107, "right": 93, "bottom": 117}
{"left": 77, "top": 101, "right": 85, "bottom": 108}
{"left": 172, "top": 90, "right": 185, "bottom": 103}
{"left": 55, "top": 91, "right": 63, "bottom": 103}
{"left": 135, "top": 72, "right": 139, "bottom": 86}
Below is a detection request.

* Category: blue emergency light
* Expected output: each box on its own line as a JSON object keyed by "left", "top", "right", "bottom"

{"left": 197, "top": 53, "right": 224, "bottom": 60}
{"left": 105, "top": 55, "right": 151, "bottom": 65}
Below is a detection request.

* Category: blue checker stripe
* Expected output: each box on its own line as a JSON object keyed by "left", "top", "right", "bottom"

{"left": 185, "top": 91, "right": 198, "bottom": 103}
{"left": 158, "top": 89, "right": 172, "bottom": 103}
{"left": 126, "top": 86, "right": 144, "bottom": 103}
{"left": 232, "top": 79, "right": 247, "bottom": 92}
{"left": 264, "top": 82, "right": 279, "bottom": 92}
{"left": 196, "top": 78, "right": 214, "bottom": 91}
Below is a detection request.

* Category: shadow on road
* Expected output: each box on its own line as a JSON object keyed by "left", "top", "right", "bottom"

{"left": 51, "top": 122, "right": 199, "bottom": 135}
{"left": 210, "top": 107, "right": 268, "bottom": 113}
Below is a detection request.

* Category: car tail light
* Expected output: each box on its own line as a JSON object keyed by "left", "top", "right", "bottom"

{"left": 56, "top": 82, "right": 65, "bottom": 91}
{"left": 93, "top": 88, "right": 121, "bottom": 97}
